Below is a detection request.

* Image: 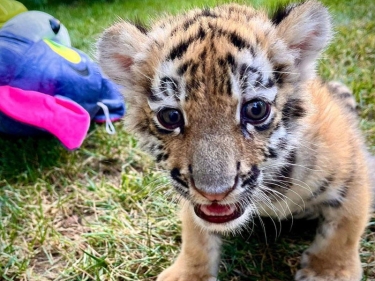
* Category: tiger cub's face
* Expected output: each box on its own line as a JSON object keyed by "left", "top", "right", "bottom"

{"left": 98, "top": 1, "right": 331, "bottom": 232}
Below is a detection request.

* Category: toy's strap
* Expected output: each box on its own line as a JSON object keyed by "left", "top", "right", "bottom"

{"left": 0, "top": 85, "right": 90, "bottom": 150}
{"left": 96, "top": 102, "right": 116, "bottom": 135}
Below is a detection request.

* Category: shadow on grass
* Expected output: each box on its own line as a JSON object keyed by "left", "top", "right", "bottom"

{"left": 219, "top": 218, "right": 318, "bottom": 281}
{"left": 0, "top": 134, "right": 65, "bottom": 184}
{"left": 0, "top": 123, "right": 132, "bottom": 186}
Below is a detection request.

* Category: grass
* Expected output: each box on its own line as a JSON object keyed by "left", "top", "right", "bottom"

{"left": 0, "top": 0, "right": 374, "bottom": 280}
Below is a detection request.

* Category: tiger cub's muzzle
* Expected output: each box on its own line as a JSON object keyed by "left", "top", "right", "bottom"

{"left": 191, "top": 174, "right": 246, "bottom": 224}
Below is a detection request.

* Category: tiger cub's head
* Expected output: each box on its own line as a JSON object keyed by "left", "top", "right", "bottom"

{"left": 98, "top": 1, "right": 332, "bottom": 232}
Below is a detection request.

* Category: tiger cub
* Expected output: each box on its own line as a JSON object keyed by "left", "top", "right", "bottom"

{"left": 97, "top": 1, "right": 373, "bottom": 280}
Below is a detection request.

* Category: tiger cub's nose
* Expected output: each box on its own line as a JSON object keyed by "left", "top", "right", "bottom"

{"left": 198, "top": 191, "right": 230, "bottom": 201}
{"left": 194, "top": 184, "right": 236, "bottom": 202}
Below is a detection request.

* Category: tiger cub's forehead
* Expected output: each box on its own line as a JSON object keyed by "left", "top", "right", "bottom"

{"left": 148, "top": 5, "right": 280, "bottom": 111}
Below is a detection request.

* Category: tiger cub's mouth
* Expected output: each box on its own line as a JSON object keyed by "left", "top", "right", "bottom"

{"left": 194, "top": 202, "right": 244, "bottom": 224}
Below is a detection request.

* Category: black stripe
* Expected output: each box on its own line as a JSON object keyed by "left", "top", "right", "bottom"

{"left": 228, "top": 31, "right": 251, "bottom": 50}
{"left": 218, "top": 57, "right": 227, "bottom": 67}
{"left": 185, "top": 77, "right": 201, "bottom": 93}
{"left": 190, "top": 62, "right": 199, "bottom": 74}
{"left": 240, "top": 64, "right": 258, "bottom": 93}
{"left": 322, "top": 199, "right": 342, "bottom": 208}
{"left": 170, "top": 168, "right": 188, "bottom": 188}
{"left": 197, "top": 26, "right": 206, "bottom": 40}
{"left": 129, "top": 18, "right": 149, "bottom": 34}
{"left": 149, "top": 90, "right": 163, "bottom": 102}
{"left": 267, "top": 121, "right": 282, "bottom": 145}
{"left": 264, "top": 77, "right": 275, "bottom": 88}
{"left": 267, "top": 147, "right": 278, "bottom": 159}
{"left": 282, "top": 98, "right": 306, "bottom": 126}
{"left": 199, "top": 47, "right": 207, "bottom": 61}
{"left": 188, "top": 165, "right": 193, "bottom": 174}
{"left": 249, "top": 45, "right": 256, "bottom": 57}
{"left": 167, "top": 26, "right": 207, "bottom": 61}
{"left": 136, "top": 120, "right": 150, "bottom": 133}
{"left": 226, "top": 77, "right": 232, "bottom": 96}
{"left": 177, "top": 60, "right": 191, "bottom": 76}
{"left": 271, "top": 3, "right": 302, "bottom": 25}
{"left": 218, "top": 53, "right": 237, "bottom": 73}
{"left": 279, "top": 149, "right": 296, "bottom": 180}
{"left": 207, "top": 24, "right": 252, "bottom": 51}
{"left": 171, "top": 168, "right": 181, "bottom": 178}
{"left": 167, "top": 37, "right": 194, "bottom": 60}
{"left": 156, "top": 153, "right": 169, "bottom": 163}
{"left": 182, "top": 18, "right": 196, "bottom": 31}
{"left": 160, "top": 77, "right": 179, "bottom": 96}
{"left": 239, "top": 64, "right": 257, "bottom": 77}
{"left": 273, "top": 64, "right": 288, "bottom": 84}
{"left": 149, "top": 143, "right": 156, "bottom": 151}
{"left": 177, "top": 9, "right": 218, "bottom": 33}
{"left": 201, "top": 7, "right": 217, "bottom": 18}
{"left": 345, "top": 105, "right": 358, "bottom": 114}
{"left": 279, "top": 164, "right": 293, "bottom": 180}
{"left": 156, "top": 153, "right": 163, "bottom": 163}
{"left": 226, "top": 53, "right": 236, "bottom": 72}
{"left": 309, "top": 176, "right": 333, "bottom": 200}
{"left": 273, "top": 121, "right": 281, "bottom": 131}
{"left": 338, "top": 185, "right": 348, "bottom": 199}
{"left": 277, "top": 137, "right": 288, "bottom": 150}
{"left": 338, "top": 92, "right": 352, "bottom": 99}
{"left": 285, "top": 149, "right": 296, "bottom": 165}
{"left": 159, "top": 77, "right": 180, "bottom": 99}
{"left": 241, "top": 165, "right": 260, "bottom": 188}
{"left": 254, "top": 73, "right": 263, "bottom": 88}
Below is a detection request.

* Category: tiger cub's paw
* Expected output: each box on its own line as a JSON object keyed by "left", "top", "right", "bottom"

{"left": 157, "top": 265, "right": 218, "bottom": 281}
{"left": 295, "top": 251, "right": 362, "bottom": 281}
{"left": 295, "top": 268, "right": 357, "bottom": 281}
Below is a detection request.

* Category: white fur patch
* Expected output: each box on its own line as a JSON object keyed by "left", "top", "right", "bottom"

{"left": 237, "top": 49, "right": 277, "bottom": 102}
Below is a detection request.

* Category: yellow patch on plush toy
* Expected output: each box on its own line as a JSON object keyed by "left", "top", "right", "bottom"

{"left": 0, "top": 0, "right": 27, "bottom": 28}
{"left": 44, "top": 39, "right": 81, "bottom": 64}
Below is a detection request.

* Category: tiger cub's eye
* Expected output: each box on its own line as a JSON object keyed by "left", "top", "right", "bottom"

{"left": 241, "top": 99, "right": 270, "bottom": 124}
{"left": 157, "top": 108, "right": 184, "bottom": 129}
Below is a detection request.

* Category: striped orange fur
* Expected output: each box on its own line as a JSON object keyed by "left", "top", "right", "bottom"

{"left": 98, "top": 1, "right": 374, "bottom": 280}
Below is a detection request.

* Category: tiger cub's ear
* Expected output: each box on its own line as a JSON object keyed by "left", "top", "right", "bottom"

{"left": 97, "top": 21, "right": 148, "bottom": 87}
{"left": 273, "top": 0, "right": 332, "bottom": 80}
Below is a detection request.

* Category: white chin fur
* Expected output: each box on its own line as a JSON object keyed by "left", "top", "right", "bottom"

{"left": 190, "top": 205, "right": 254, "bottom": 233}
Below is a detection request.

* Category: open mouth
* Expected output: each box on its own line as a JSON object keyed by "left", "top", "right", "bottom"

{"left": 194, "top": 202, "right": 244, "bottom": 224}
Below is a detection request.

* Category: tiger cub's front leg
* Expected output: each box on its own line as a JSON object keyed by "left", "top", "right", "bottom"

{"left": 295, "top": 197, "right": 370, "bottom": 281}
{"left": 157, "top": 201, "right": 222, "bottom": 281}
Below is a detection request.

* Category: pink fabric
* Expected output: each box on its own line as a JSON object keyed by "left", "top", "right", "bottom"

{"left": 0, "top": 85, "right": 90, "bottom": 150}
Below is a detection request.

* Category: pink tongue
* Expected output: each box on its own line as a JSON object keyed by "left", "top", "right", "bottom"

{"left": 201, "top": 203, "right": 235, "bottom": 216}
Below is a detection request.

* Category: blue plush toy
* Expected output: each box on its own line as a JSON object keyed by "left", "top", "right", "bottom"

{"left": 0, "top": 11, "right": 125, "bottom": 149}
